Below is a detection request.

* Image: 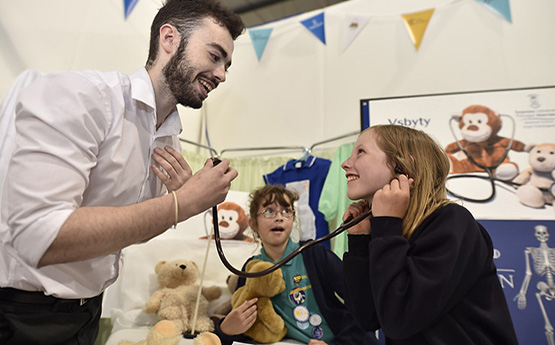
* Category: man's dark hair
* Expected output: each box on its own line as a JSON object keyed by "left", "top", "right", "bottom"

{"left": 146, "top": 0, "right": 245, "bottom": 68}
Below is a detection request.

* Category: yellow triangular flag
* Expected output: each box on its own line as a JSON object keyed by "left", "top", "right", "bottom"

{"left": 401, "top": 8, "right": 435, "bottom": 50}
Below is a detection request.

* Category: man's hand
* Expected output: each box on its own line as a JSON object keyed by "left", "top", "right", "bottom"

{"left": 151, "top": 146, "right": 192, "bottom": 192}
{"left": 176, "top": 158, "right": 238, "bottom": 221}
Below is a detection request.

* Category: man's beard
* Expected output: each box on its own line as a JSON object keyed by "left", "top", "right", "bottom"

{"left": 163, "top": 42, "right": 203, "bottom": 109}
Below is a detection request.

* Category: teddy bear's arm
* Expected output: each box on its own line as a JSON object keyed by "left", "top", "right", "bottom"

{"left": 444, "top": 141, "right": 463, "bottom": 154}
{"left": 202, "top": 285, "right": 222, "bottom": 301}
{"left": 508, "top": 138, "right": 527, "bottom": 152}
{"left": 144, "top": 288, "right": 168, "bottom": 313}
{"left": 256, "top": 298, "right": 285, "bottom": 333}
{"left": 231, "top": 286, "right": 249, "bottom": 309}
{"left": 513, "top": 168, "right": 532, "bottom": 186}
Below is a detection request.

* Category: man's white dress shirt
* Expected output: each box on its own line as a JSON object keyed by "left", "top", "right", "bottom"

{"left": 0, "top": 68, "right": 182, "bottom": 298}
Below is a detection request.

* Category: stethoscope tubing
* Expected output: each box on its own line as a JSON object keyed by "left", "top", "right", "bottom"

{"left": 213, "top": 206, "right": 373, "bottom": 278}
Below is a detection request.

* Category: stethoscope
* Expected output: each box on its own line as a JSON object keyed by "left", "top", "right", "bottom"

{"left": 445, "top": 114, "right": 525, "bottom": 203}
{"left": 212, "top": 204, "right": 373, "bottom": 278}
{"left": 208, "top": 157, "right": 373, "bottom": 277}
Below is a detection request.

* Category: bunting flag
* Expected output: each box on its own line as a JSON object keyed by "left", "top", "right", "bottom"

{"left": 249, "top": 28, "right": 274, "bottom": 61}
{"left": 401, "top": 8, "right": 435, "bottom": 51}
{"left": 341, "top": 14, "right": 371, "bottom": 53}
{"left": 475, "top": 0, "right": 512, "bottom": 23}
{"left": 124, "top": 0, "right": 139, "bottom": 19}
{"left": 301, "top": 12, "right": 326, "bottom": 45}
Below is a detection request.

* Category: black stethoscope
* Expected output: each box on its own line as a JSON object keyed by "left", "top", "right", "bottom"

{"left": 445, "top": 114, "right": 524, "bottom": 203}
{"left": 212, "top": 204, "right": 373, "bottom": 278}
{"left": 208, "top": 156, "right": 373, "bottom": 277}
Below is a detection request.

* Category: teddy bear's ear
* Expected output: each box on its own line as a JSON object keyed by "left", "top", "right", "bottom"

{"left": 155, "top": 261, "right": 167, "bottom": 274}
{"left": 245, "top": 259, "right": 261, "bottom": 272}
{"left": 524, "top": 143, "right": 537, "bottom": 152}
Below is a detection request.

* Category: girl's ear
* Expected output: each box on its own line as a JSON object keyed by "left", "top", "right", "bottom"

{"left": 248, "top": 217, "right": 258, "bottom": 232}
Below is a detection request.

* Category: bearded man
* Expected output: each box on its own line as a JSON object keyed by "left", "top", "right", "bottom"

{"left": 0, "top": 1, "right": 244, "bottom": 343}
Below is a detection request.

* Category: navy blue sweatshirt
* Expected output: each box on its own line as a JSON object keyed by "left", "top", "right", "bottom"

{"left": 343, "top": 203, "right": 519, "bottom": 345}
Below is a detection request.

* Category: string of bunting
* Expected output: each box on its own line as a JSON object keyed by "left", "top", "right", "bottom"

{"left": 121, "top": 0, "right": 511, "bottom": 59}
{"left": 247, "top": 0, "right": 512, "bottom": 60}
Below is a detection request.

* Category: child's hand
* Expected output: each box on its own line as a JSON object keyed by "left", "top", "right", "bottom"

{"left": 151, "top": 146, "right": 192, "bottom": 192}
{"left": 372, "top": 174, "right": 413, "bottom": 218}
{"left": 220, "top": 298, "right": 258, "bottom": 335}
{"left": 308, "top": 340, "right": 328, "bottom": 345}
{"left": 343, "top": 200, "right": 371, "bottom": 235}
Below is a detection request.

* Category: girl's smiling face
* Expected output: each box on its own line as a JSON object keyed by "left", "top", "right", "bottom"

{"left": 341, "top": 130, "right": 394, "bottom": 201}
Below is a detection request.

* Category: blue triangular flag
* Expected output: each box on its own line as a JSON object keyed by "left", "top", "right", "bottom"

{"left": 249, "top": 28, "right": 273, "bottom": 61}
{"left": 475, "top": 0, "right": 512, "bottom": 23}
{"left": 301, "top": 12, "right": 326, "bottom": 45}
{"left": 124, "top": 0, "right": 139, "bottom": 20}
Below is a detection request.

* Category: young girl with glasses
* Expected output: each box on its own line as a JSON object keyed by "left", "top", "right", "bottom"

{"left": 341, "top": 125, "right": 519, "bottom": 344}
{"left": 215, "top": 184, "right": 378, "bottom": 345}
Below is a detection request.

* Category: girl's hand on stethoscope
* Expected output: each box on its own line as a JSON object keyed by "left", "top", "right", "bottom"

{"left": 151, "top": 146, "right": 192, "bottom": 192}
{"left": 372, "top": 174, "right": 413, "bottom": 218}
{"left": 343, "top": 200, "right": 371, "bottom": 235}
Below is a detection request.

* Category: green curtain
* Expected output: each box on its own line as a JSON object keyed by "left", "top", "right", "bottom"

{"left": 181, "top": 148, "right": 338, "bottom": 193}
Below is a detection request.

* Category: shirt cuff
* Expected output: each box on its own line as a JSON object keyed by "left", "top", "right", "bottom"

{"left": 370, "top": 217, "right": 403, "bottom": 239}
{"left": 347, "top": 234, "right": 372, "bottom": 256}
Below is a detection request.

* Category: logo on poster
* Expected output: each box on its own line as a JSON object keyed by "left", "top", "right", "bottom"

{"left": 387, "top": 118, "right": 430, "bottom": 128}
{"left": 528, "top": 93, "right": 541, "bottom": 109}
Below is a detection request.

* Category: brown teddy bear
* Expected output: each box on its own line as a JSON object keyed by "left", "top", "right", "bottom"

{"left": 118, "top": 320, "right": 181, "bottom": 345}
{"left": 445, "top": 105, "right": 527, "bottom": 180}
{"left": 231, "top": 260, "right": 287, "bottom": 344}
{"left": 513, "top": 143, "right": 555, "bottom": 209}
{"left": 144, "top": 259, "right": 222, "bottom": 334}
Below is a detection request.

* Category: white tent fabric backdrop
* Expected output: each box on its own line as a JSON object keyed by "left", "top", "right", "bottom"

{"left": 1, "top": 1, "right": 554, "bottom": 343}
{"left": 1, "top": 0, "right": 554, "bottom": 153}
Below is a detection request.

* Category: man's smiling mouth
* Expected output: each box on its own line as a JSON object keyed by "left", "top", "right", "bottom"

{"left": 199, "top": 78, "right": 214, "bottom": 93}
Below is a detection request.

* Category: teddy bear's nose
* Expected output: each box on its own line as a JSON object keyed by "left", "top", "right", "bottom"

{"left": 179, "top": 264, "right": 186, "bottom": 270}
{"left": 537, "top": 157, "right": 545, "bottom": 162}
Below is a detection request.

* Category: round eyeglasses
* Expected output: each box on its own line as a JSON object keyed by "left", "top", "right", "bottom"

{"left": 258, "top": 208, "right": 295, "bottom": 219}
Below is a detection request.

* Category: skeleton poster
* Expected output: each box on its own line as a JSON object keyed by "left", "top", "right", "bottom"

{"left": 483, "top": 220, "right": 555, "bottom": 345}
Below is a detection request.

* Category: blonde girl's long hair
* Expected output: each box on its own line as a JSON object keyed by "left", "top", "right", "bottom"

{"left": 369, "top": 125, "right": 452, "bottom": 239}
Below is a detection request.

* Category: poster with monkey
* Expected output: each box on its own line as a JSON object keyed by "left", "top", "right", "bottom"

{"left": 360, "top": 86, "right": 555, "bottom": 220}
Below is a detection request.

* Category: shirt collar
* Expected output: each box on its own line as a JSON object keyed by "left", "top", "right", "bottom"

{"left": 129, "top": 67, "right": 156, "bottom": 110}
{"left": 284, "top": 156, "right": 316, "bottom": 171}
{"left": 129, "top": 67, "right": 182, "bottom": 137}
{"left": 260, "top": 239, "right": 299, "bottom": 266}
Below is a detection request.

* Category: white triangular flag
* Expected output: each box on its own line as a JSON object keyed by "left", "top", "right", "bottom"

{"left": 342, "top": 14, "right": 371, "bottom": 53}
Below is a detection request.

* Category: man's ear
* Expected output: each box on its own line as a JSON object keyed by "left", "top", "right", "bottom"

{"left": 159, "top": 24, "right": 180, "bottom": 55}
